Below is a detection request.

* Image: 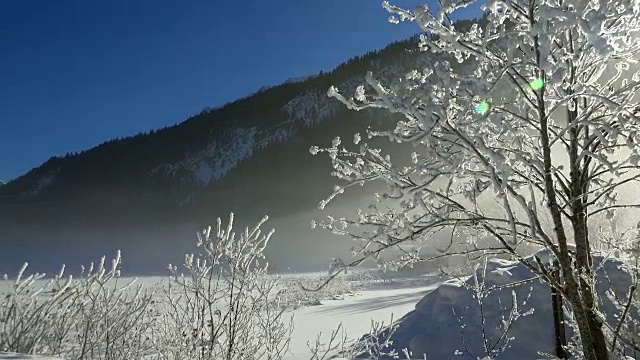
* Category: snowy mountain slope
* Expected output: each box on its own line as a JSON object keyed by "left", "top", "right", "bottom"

{"left": 0, "top": 30, "right": 437, "bottom": 227}
{"left": 150, "top": 87, "right": 339, "bottom": 201}
{"left": 0, "top": 17, "right": 487, "bottom": 276}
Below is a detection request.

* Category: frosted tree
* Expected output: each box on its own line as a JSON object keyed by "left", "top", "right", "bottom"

{"left": 311, "top": 0, "right": 640, "bottom": 359}
{"left": 152, "top": 213, "right": 293, "bottom": 360}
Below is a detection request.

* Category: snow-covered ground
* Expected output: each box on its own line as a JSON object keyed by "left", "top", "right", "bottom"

{"left": 0, "top": 354, "right": 59, "bottom": 359}
{"left": 0, "top": 271, "right": 443, "bottom": 360}
{"left": 287, "top": 251, "right": 640, "bottom": 359}
{"left": 3, "top": 252, "right": 639, "bottom": 359}
{"left": 284, "top": 282, "right": 440, "bottom": 359}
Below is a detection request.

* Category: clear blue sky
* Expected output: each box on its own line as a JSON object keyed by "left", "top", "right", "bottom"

{"left": 0, "top": 0, "right": 481, "bottom": 182}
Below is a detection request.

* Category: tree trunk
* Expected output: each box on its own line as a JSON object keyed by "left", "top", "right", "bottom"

{"left": 572, "top": 199, "right": 609, "bottom": 359}
{"left": 566, "top": 293, "right": 609, "bottom": 360}
{"left": 551, "top": 261, "right": 568, "bottom": 359}
{"left": 581, "top": 277, "right": 609, "bottom": 359}
{"left": 567, "top": 211, "right": 608, "bottom": 359}
{"left": 586, "top": 306, "right": 609, "bottom": 359}
{"left": 565, "top": 66, "right": 608, "bottom": 358}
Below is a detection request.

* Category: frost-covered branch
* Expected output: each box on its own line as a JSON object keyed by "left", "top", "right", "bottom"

{"left": 313, "top": 0, "right": 640, "bottom": 358}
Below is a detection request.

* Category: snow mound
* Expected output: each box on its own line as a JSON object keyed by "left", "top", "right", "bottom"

{"left": 360, "top": 251, "right": 636, "bottom": 359}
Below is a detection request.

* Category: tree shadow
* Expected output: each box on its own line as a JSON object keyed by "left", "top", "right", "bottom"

{"left": 309, "top": 286, "right": 437, "bottom": 315}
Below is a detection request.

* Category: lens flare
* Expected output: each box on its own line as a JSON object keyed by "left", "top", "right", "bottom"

{"left": 530, "top": 77, "right": 544, "bottom": 90}
{"left": 475, "top": 101, "right": 490, "bottom": 115}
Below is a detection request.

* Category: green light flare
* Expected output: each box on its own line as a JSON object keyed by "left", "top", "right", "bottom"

{"left": 475, "top": 101, "right": 490, "bottom": 115}
{"left": 530, "top": 77, "right": 544, "bottom": 90}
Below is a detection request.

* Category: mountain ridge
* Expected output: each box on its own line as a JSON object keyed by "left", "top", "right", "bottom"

{"left": 0, "top": 16, "right": 486, "bottom": 275}
{"left": 0, "top": 32, "right": 429, "bottom": 207}
{"left": 0, "top": 16, "right": 487, "bottom": 225}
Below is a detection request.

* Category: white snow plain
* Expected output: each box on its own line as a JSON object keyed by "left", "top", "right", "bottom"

{"left": 0, "top": 354, "right": 59, "bottom": 360}
{"left": 3, "top": 252, "right": 639, "bottom": 359}
{"left": 284, "top": 280, "right": 441, "bottom": 359}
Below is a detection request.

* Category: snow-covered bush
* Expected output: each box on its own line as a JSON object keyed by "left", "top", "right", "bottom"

{"left": 64, "top": 253, "right": 155, "bottom": 360}
{"left": 0, "top": 213, "right": 408, "bottom": 360}
{"left": 306, "top": 315, "right": 403, "bottom": 360}
{"left": 0, "top": 252, "right": 154, "bottom": 359}
{"left": 279, "top": 274, "right": 357, "bottom": 309}
{"left": 150, "top": 213, "right": 294, "bottom": 360}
